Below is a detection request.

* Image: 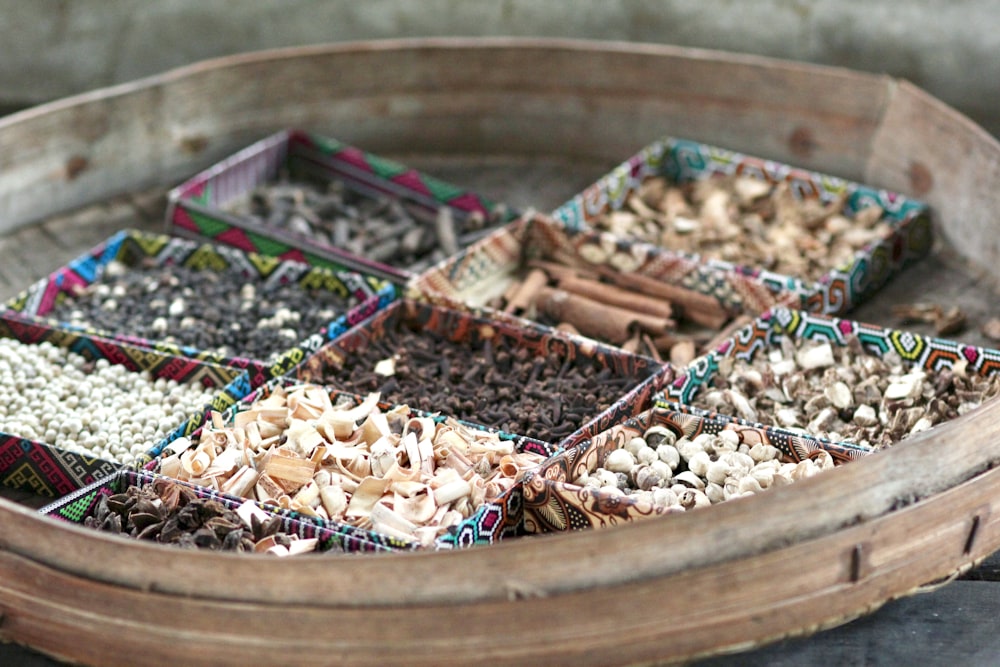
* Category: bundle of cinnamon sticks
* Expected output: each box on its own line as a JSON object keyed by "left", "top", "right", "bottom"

{"left": 493, "top": 259, "right": 748, "bottom": 365}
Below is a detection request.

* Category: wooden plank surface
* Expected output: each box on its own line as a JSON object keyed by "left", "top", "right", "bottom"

{"left": 2, "top": 581, "right": 998, "bottom": 667}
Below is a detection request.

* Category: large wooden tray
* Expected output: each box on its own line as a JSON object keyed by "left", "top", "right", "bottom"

{"left": 1, "top": 38, "right": 1000, "bottom": 666}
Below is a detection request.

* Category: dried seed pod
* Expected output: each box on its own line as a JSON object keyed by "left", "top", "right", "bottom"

{"left": 644, "top": 425, "right": 677, "bottom": 448}
{"left": 128, "top": 511, "right": 163, "bottom": 532}
{"left": 673, "top": 470, "right": 706, "bottom": 490}
{"left": 705, "top": 482, "right": 726, "bottom": 503}
{"left": 649, "top": 459, "right": 673, "bottom": 483}
{"left": 134, "top": 521, "right": 165, "bottom": 541}
{"left": 625, "top": 437, "right": 647, "bottom": 457}
{"left": 687, "top": 451, "right": 712, "bottom": 478}
{"left": 634, "top": 466, "right": 662, "bottom": 491}
{"left": 636, "top": 445, "right": 658, "bottom": 465}
{"left": 604, "top": 448, "right": 636, "bottom": 473}
{"left": 192, "top": 527, "right": 222, "bottom": 549}
{"left": 705, "top": 460, "right": 730, "bottom": 485}
{"left": 657, "top": 444, "right": 681, "bottom": 470}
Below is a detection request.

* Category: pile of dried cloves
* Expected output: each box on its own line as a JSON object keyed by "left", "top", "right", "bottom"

{"left": 320, "top": 328, "right": 648, "bottom": 444}
{"left": 85, "top": 478, "right": 317, "bottom": 555}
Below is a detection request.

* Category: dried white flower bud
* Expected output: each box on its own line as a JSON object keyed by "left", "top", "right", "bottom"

{"left": 751, "top": 466, "right": 774, "bottom": 488}
{"left": 790, "top": 459, "right": 820, "bottom": 481}
{"left": 812, "top": 450, "right": 835, "bottom": 471}
{"left": 748, "top": 443, "right": 777, "bottom": 463}
{"left": 593, "top": 469, "right": 619, "bottom": 488}
{"left": 651, "top": 487, "right": 677, "bottom": 508}
{"left": 649, "top": 459, "right": 672, "bottom": 483}
{"left": 725, "top": 451, "right": 755, "bottom": 476}
{"left": 634, "top": 466, "right": 662, "bottom": 491}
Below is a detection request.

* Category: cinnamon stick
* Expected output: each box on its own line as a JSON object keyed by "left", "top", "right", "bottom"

{"left": 535, "top": 286, "right": 672, "bottom": 344}
{"left": 594, "top": 266, "right": 730, "bottom": 329}
{"left": 557, "top": 275, "right": 675, "bottom": 321}
{"left": 503, "top": 268, "right": 549, "bottom": 314}
{"left": 525, "top": 259, "right": 598, "bottom": 282}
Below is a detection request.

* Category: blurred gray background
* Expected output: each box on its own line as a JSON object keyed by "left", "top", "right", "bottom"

{"left": 1, "top": 0, "right": 997, "bottom": 137}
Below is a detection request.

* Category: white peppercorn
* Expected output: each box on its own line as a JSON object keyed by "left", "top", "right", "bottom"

{"left": 0, "top": 338, "right": 220, "bottom": 464}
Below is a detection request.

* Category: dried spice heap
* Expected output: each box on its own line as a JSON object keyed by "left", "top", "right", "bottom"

{"left": 48, "top": 260, "right": 355, "bottom": 362}
{"left": 590, "top": 175, "right": 890, "bottom": 281}
{"left": 86, "top": 478, "right": 317, "bottom": 555}
{"left": 489, "top": 259, "right": 736, "bottom": 365}
{"left": 0, "top": 339, "right": 219, "bottom": 465}
{"left": 319, "top": 327, "right": 648, "bottom": 443}
{"left": 688, "top": 336, "right": 1000, "bottom": 448}
{"left": 575, "top": 425, "right": 833, "bottom": 511}
{"left": 160, "top": 384, "right": 545, "bottom": 546}
{"left": 229, "top": 179, "right": 504, "bottom": 272}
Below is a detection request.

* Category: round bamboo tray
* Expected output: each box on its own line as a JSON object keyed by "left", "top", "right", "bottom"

{"left": 1, "top": 38, "right": 999, "bottom": 666}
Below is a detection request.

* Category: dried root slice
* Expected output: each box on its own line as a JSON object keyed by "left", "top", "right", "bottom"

{"left": 158, "top": 383, "right": 547, "bottom": 546}
{"left": 345, "top": 476, "right": 392, "bottom": 518}
{"left": 318, "top": 392, "right": 382, "bottom": 439}
{"left": 221, "top": 465, "right": 259, "bottom": 498}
